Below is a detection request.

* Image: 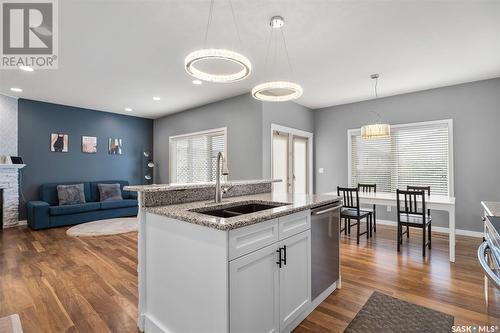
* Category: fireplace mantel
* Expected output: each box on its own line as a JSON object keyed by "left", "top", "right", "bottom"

{"left": 0, "top": 164, "right": 25, "bottom": 170}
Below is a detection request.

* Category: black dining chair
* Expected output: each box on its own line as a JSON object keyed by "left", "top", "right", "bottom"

{"left": 396, "top": 189, "right": 432, "bottom": 257}
{"left": 358, "top": 183, "right": 377, "bottom": 236}
{"left": 337, "top": 186, "right": 372, "bottom": 244}
{"left": 405, "top": 185, "right": 431, "bottom": 240}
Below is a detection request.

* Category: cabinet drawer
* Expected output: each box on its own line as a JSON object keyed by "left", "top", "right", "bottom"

{"left": 279, "top": 210, "right": 310, "bottom": 240}
{"left": 229, "top": 219, "right": 279, "bottom": 260}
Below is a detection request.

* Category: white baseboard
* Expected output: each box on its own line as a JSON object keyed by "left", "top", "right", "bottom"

{"left": 375, "top": 219, "right": 483, "bottom": 238}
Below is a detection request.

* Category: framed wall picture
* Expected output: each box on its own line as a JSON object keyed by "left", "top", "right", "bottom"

{"left": 108, "top": 138, "right": 122, "bottom": 155}
{"left": 82, "top": 136, "right": 97, "bottom": 153}
{"left": 50, "top": 133, "right": 69, "bottom": 152}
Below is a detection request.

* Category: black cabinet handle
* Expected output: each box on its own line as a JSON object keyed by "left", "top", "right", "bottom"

{"left": 282, "top": 245, "right": 287, "bottom": 266}
{"left": 276, "top": 248, "right": 282, "bottom": 268}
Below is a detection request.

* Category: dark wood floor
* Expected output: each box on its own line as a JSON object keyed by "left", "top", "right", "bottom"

{"left": 0, "top": 223, "right": 498, "bottom": 332}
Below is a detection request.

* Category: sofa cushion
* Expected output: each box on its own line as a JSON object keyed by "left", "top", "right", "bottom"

{"left": 90, "top": 180, "right": 130, "bottom": 201}
{"left": 49, "top": 202, "right": 100, "bottom": 216}
{"left": 41, "top": 182, "right": 91, "bottom": 205}
{"left": 100, "top": 199, "right": 138, "bottom": 210}
{"left": 98, "top": 183, "right": 123, "bottom": 201}
{"left": 57, "top": 184, "right": 86, "bottom": 205}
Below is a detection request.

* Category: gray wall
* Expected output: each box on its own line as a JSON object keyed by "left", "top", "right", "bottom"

{"left": 314, "top": 78, "right": 500, "bottom": 232}
{"left": 154, "top": 94, "right": 263, "bottom": 183}
{"left": 262, "top": 102, "right": 314, "bottom": 178}
{"left": 0, "top": 94, "right": 18, "bottom": 157}
{"left": 18, "top": 99, "right": 153, "bottom": 218}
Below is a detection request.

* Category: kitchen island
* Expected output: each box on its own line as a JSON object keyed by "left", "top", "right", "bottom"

{"left": 125, "top": 180, "right": 341, "bottom": 333}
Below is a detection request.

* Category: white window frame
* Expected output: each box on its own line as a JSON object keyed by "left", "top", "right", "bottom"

{"left": 169, "top": 127, "right": 227, "bottom": 184}
{"left": 347, "top": 119, "right": 454, "bottom": 196}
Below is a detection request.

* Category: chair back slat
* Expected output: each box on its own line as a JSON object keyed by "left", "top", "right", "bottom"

{"left": 397, "top": 189, "right": 426, "bottom": 218}
{"left": 407, "top": 185, "right": 431, "bottom": 216}
{"left": 357, "top": 183, "right": 376, "bottom": 193}
{"left": 337, "top": 186, "right": 360, "bottom": 213}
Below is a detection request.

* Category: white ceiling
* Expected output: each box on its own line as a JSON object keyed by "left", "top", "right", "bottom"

{"left": 1, "top": 0, "right": 499, "bottom": 119}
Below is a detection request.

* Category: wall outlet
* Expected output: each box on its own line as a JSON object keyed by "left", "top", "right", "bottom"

{"left": 318, "top": 168, "right": 324, "bottom": 174}
{"left": 387, "top": 206, "right": 392, "bottom": 212}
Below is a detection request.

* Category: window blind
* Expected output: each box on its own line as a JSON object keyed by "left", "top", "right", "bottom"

{"left": 170, "top": 129, "right": 225, "bottom": 183}
{"left": 350, "top": 121, "right": 451, "bottom": 195}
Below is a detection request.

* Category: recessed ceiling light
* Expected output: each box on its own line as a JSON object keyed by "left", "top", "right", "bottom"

{"left": 18, "top": 65, "right": 34, "bottom": 72}
{"left": 152, "top": 96, "right": 161, "bottom": 101}
{"left": 125, "top": 107, "right": 133, "bottom": 112}
{"left": 192, "top": 79, "right": 202, "bottom": 85}
{"left": 10, "top": 87, "right": 22, "bottom": 92}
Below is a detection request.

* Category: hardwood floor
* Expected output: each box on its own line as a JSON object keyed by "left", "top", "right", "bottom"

{"left": 0, "top": 223, "right": 498, "bottom": 332}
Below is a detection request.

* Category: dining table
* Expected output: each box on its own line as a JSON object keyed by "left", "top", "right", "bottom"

{"left": 326, "top": 190, "right": 457, "bottom": 262}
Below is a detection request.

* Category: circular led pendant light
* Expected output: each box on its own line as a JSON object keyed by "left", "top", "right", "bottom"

{"left": 185, "top": 49, "right": 251, "bottom": 83}
{"left": 252, "top": 81, "right": 302, "bottom": 102}
{"left": 252, "top": 16, "right": 303, "bottom": 102}
{"left": 184, "top": 0, "right": 251, "bottom": 83}
{"left": 361, "top": 74, "right": 391, "bottom": 139}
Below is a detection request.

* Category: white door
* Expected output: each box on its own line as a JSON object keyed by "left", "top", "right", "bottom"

{"left": 230, "top": 243, "right": 280, "bottom": 333}
{"left": 293, "top": 136, "right": 308, "bottom": 195}
{"left": 272, "top": 127, "right": 311, "bottom": 195}
{"left": 279, "top": 230, "right": 311, "bottom": 331}
{"left": 272, "top": 131, "right": 289, "bottom": 194}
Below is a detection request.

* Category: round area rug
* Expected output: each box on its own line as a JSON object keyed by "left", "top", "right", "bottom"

{"left": 66, "top": 217, "right": 138, "bottom": 237}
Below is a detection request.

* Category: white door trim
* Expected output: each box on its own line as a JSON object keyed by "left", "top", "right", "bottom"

{"left": 271, "top": 124, "right": 314, "bottom": 195}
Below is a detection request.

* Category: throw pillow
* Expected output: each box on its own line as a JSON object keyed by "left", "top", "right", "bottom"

{"left": 98, "top": 183, "right": 123, "bottom": 201}
{"left": 57, "top": 184, "right": 86, "bottom": 206}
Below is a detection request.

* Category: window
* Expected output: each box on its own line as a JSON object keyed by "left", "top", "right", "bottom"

{"left": 348, "top": 120, "right": 453, "bottom": 196}
{"left": 169, "top": 128, "right": 226, "bottom": 183}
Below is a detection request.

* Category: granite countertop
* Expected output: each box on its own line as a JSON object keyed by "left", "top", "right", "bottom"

{"left": 482, "top": 201, "right": 500, "bottom": 216}
{"left": 125, "top": 179, "right": 280, "bottom": 193}
{"left": 144, "top": 192, "right": 341, "bottom": 231}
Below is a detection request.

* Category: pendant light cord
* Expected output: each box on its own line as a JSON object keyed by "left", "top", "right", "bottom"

{"left": 228, "top": 0, "right": 243, "bottom": 48}
{"left": 263, "top": 18, "right": 296, "bottom": 81}
{"left": 372, "top": 75, "right": 382, "bottom": 123}
{"left": 203, "top": 0, "right": 243, "bottom": 49}
{"left": 280, "top": 28, "right": 295, "bottom": 78}
{"left": 203, "top": 0, "right": 215, "bottom": 48}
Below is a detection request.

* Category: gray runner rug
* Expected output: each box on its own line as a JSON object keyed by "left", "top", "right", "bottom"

{"left": 345, "top": 291, "right": 454, "bottom": 333}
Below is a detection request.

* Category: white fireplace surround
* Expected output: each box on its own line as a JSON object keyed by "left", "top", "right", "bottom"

{"left": 0, "top": 164, "right": 25, "bottom": 228}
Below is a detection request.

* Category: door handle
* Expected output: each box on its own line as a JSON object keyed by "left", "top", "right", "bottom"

{"left": 282, "top": 245, "right": 287, "bottom": 266}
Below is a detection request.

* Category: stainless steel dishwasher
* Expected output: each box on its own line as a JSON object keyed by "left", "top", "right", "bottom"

{"left": 478, "top": 215, "right": 500, "bottom": 321}
{"left": 311, "top": 201, "right": 342, "bottom": 301}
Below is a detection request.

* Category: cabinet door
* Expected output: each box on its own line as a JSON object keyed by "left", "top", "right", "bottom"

{"left": 279, "top": 230, "right": 311, "bottom": 331}
{"left": 230, "top": 243, "right": 280, "bottom": 333}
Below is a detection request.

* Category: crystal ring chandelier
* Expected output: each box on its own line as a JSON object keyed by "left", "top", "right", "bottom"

{"left": 185, "top": 49, "right": 251, "bottom": 83}
{"left": 184, "top": 0, "right": 251, "bottom": 83}
{"left": 252, "top": 16, "right": 303, "bottom": 102}
{"left": 252, "top": 81, "right": 303, "bottom": 102}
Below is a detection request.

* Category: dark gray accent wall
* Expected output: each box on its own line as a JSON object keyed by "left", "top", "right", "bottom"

{"left": 154, "top": 94, "right": 263, "bottom": 183}
{"left": 314, "top": 78, "right": 500, "bottom": 232}
{"left": 18, "top": 99, "right": 153, "bottom": 218}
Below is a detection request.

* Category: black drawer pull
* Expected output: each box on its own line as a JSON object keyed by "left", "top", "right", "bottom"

{"left": 276, "top": 248, "right": 282, "bottom": 268}
{"left": 282, "top": 245, "right": 287, "bottom": 266}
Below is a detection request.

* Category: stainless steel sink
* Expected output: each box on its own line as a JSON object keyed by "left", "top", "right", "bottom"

{"left": 192, "top": 202, "right": 288, "bottom": 218}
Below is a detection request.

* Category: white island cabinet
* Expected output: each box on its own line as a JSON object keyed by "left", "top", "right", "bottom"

{"left": 139, "top": 209, "right": 312, "bottom": 333}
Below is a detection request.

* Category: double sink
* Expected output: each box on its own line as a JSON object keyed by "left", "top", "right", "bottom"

{"left": 192, "top": 201, "right": 288, "bottom": 218}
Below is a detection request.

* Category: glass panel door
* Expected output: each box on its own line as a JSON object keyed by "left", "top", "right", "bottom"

{"left": 293, "top": 136, "right": 308, "bottom": 195}
{"left": 272, "top": 131, "right": 289, "bottom": 193}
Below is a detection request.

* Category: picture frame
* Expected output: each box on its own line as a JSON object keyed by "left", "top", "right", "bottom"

{"left": 82, "top": 136, "right": 97, "bottom": 153}
{"left": 50, "top": 133, "right": 69, "bottom": 152}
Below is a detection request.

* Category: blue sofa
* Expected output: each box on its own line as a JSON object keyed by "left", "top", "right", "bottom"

{"left": 27, "top": 180, "right": 138, "bottom": 230}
